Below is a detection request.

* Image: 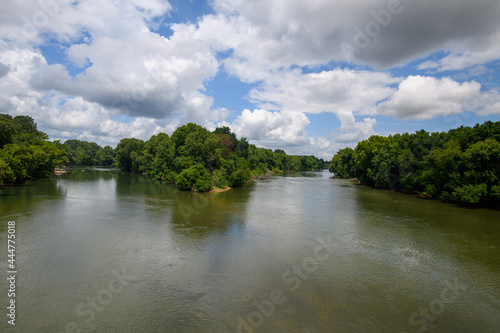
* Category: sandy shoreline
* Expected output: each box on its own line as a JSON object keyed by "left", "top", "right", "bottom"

{"left": 209, "top": 187, "right": 232, "bottom": 193}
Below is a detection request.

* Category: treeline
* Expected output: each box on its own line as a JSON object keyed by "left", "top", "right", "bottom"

{"left": 0, "top": 114, "right": 67, "bottom": 184}
{"left": 1, "top": 116, "right": 324, "bottom": 191}
{"left": 329, "top": 121, "right": 500, "bottom": 206}
{"left": 115, "top": 123, "right": 325, "bottom": 191}
{"left": 61, "top": 140, "right": 116, "bottom": 167}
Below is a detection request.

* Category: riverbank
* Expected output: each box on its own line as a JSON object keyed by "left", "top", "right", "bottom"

{"left": 251, "top": 171, "right": 274, "bottom": 180}
{"left": 210, "top": 187, "right": 232, "bottom": 193}
{"left": 333, "top": 175, "right": 500, "bottom": 209}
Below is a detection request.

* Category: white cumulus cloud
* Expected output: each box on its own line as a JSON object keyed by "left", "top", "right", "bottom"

{"left": 378, "top": 76, "right": 481, "bottom": 120}
{"left": 249, "top": 67, "right": 399, "bottom": 115}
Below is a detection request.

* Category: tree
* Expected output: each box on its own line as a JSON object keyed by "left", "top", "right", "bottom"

{"left": 461, "top": 138, "right": 500, "bottom": 203}
{"left": 354, "top": 135, "right": 389, "bottom": 185}
{"left": 213, "top": 126, "right": 237, "bottom": 148}
{"left": 171, "top": 123, "right": 201, "bottom": 151}
{"left": 115, "top": 138, "right": 145, "bottom": 172}
{"left": 0, "top": 114, "right": 68, "bottom": 184}
{"left": 330, "top": 147, "right": 356, "bottom": 177}
{"left": 0, "top": 114, "right": 17, "bottom": 149}
{"left": 420, "top": 140, "right": 463, "bottom": 197}
{"left": 235, "top": 137, "right": 249, "bottom": 159}
{"left": 0, "top": 141, "right": 68, "bottom": 184}
{"left": 143, "top": 133, "right": 175, "bottom": 179}
{"left": 62, "top": 140, "right": 114, "bottom": 167}
{"left": 12, "top": 115, "right": 48, "bottom": 144}
{"left": 0, "top": 158, "right": 15, "bottom": 184}
{"left": 95, "top": 146, "right": 116, "bottom": 166}
{"left": 229, "top": 162, "right": 251, "bottom": 187}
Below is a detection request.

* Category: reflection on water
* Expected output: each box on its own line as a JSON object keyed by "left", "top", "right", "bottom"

{"left": 0, "top": 169, "right": 499, "bottom": 333}
{"left": 0, "top": 178, "right": 66, "bottom": 220}
{"left": 170, "top": 189, "right": 250, "bottom": 240}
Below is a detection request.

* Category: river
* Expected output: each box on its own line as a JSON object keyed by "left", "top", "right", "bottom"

{"left": 1, "top": 168, "right": 499, "bottom": 332}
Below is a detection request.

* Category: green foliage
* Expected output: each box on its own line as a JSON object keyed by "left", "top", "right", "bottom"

{"left": 2, "top": 117, "right": 324, "bottom": 190}
{"left": 235, "top": 137, "right": 249, "bottom": 158}
{"left": 329, "top": 147, "right": 356, "bottom": 178}
{"left": 62, "top": 140, "right": 115, "bottom": 167}
{"left": 0, "top": 158, "right": 15, "bottom": 184}
{"left": 214, "top": 126, "right": 237, "bottom": 149}
{"left": 112, "top": 123, "right": 323, "bottom": 192}
{"left": 170, "top": 123, "right": 200, "bottom": 150}
{"left": 0, "top": 114, "right": 68, "bottom": 185}
{"left": 96, "top": 146, "right": 116, "bottom": 166}
{"left": 229, "top": 163, "right": 251, "bottom": 188}
{"left": 452, "top": 183, "right": 488, "bottom": 204}
{"left": 491, "top": 185, "right": 500, "bottom": 200}
{"left": 0, "top": 114, "right": 48, "bottom": 149}
{"left": 329, "top": 121, "right": 500, "bottom": 206}
{"left": 211, "top": 169, "right": 228, "bottom": 188}
{"left": 0, "top": 114, "right": 17, "bottom": 149}
{"left": 176, "top": 165, "right": 213, "bottom": 192}
{"left": 142, "top": 133, "right": 176, "bottom": 180}
{"left": 116, "top": 138, "right": 145, "bottom": 172}
{"left": 354, "top": 135, "right": 390, "bottom": 185}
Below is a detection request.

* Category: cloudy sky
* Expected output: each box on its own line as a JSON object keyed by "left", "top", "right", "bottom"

{"left": 1, "top": 0, "right": 500, "bottom": 158}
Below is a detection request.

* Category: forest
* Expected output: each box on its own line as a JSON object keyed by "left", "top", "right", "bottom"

{"left": 329, "top": 121, "right": 500, "bottom": 206}
{"left": 0, "top": 115, "right": 324, "bottom": 191}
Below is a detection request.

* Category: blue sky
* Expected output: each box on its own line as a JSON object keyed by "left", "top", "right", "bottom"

{"left": 1, "top": 0, "right": 500, "bottom": 159}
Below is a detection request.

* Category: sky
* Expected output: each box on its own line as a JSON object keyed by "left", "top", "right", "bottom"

{"left": 1, "top": 0, "right": 500, "bottom": 159}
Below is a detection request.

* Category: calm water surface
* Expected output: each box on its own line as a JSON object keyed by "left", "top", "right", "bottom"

{"left": 0, "top": 169, "right": 499, "bottom": 332}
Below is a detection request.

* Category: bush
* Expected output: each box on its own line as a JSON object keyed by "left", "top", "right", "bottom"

{"left": 212, "top": 169, "right": 228, "bottom": 188}
{"left": 453, "top": 183, "right": 487, "bottom": 204}
{"left": 424, "top": 184, "right": 437, "bottom": 196}
{"left": 163, "top": 170, "right": 178, "bottom": 183}
{"left": 175, "top": 165, "right": 213, "bottom": 192}
{"left": 491, "top": 185, "right": 500, "bottom": 200}
{"left": 229, "top": 164, "right": 251, "bottom": 188}
{"left": 0, "top": 159, "right": 15, "bottom": 184}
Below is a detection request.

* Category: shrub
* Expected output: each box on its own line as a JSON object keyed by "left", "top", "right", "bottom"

{"left": 175, "top": 165, "right": 213, "bottom": 192}
{"left": 453, "top": 183, "right": 487, "bottom": 204}
{"left": 0, "top": 159, "right": 15, "bottom": 184}
{"left": 229, "top": 164, "right": 251, "bottom": 188}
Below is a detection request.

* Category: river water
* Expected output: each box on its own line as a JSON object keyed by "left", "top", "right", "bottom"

{"left": 0, "top": 168, "right": 499, "bottom": 333}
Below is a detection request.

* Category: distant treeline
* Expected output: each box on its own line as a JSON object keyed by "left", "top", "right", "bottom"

{"left": 329, "top": 121, "right": 500, "bottom": 206}
{"left": 1, "top": 115, "right": 324, "bottom": 191}
{"left": 61, "top": 140, "right": 116, "bottom": 167}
